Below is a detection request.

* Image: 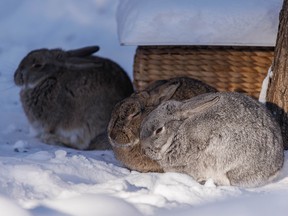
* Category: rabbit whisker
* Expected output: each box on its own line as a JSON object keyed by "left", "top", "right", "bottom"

{"left": 159, "top": 135, "right": 174, "bottom": 155}
{"left": 109, "top": 138, "right": 139, "bottom": 148}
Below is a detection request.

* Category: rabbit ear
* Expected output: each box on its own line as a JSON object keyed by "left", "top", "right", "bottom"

{"left": 64, "top": 58, "right": 103, "bottom": 69}
{"left": 147, "top": 81, "right": 180, "bottom": 106}
{"left": 179, "top": 95, "right": 220, "bottom": 119}
{"left": 66, "top": 46, "right": 100, "bottom": 57}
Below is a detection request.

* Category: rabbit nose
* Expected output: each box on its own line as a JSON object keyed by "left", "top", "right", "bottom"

{"left": 142, "top": 145, "right": 162, "bottom": 160}
{"left": 142, "top": 139, "right": 160, "bottom": 151}
{"left": 141, "top": 137, "right": 150, "bottom": 147}
{"left": 21, "top": 69, "right": 29, "bottom": 83}
{"left": 14, "top": 70, "right": 24, "bottom": 86}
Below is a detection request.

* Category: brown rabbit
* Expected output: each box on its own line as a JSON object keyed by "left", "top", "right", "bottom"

{"left": 14, "top": 46, "right": 134, "bottom": 150}
{"left": 108, "top": 77, "right": 217, "bottom": 172}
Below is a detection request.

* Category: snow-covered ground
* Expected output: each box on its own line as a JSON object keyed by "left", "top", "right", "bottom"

{"left": 0, "top": 0, "right": 287, "bottom": 215}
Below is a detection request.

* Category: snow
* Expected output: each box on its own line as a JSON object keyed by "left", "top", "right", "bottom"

{"left": 117, "top": 0, "right": 282, "bottom": 46}
{"left": 163, "top": 191, "right": 288, "bottom": 216}
{"left": 0, "top": 0, "right": 287, "bottom": 215}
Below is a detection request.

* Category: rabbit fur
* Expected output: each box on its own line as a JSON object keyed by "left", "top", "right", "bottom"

{"left": 108, "top": 77, "right": 217, "bottom": 172}
{"left": 140, "top": 92, "right": 284, "bottom": 187}
{"left": 14, "top": 46, "right": 133, "bottom": 150}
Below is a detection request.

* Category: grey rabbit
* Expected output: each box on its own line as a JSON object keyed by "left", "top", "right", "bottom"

{"left": 140, "top": 92, "right": 284, "bottom": 187}
{"left": 14, "top": 46, "right": 134, "bottom": 150}
{"left": 108, "top": 77, "right": 217, "bottom": 172}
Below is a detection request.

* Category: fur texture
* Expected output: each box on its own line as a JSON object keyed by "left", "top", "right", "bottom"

{"left": 14, "top": 46, "right": 133, "bottom": 150}
{"left": 140, "top": 92, "right": 284, "bottom": 187}
{"left": 108, "top": 77, "right": 217, "bottom": 172}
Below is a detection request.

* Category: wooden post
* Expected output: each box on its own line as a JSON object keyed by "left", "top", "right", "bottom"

{"left": 266, "top": 0, "right": 288, "bottom": 150}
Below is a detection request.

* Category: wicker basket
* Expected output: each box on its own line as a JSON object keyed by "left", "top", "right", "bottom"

{"left": 133, "top": 46, "right": 274, "bottom": 98}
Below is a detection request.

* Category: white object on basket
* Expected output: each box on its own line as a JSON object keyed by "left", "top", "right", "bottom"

{"left": 117, "top": 0, "right": 282, "bottom": 46}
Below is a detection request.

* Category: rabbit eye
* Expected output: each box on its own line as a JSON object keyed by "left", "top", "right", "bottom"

{"left": 131, "top": 111, "right": 141, "bottom": 118}
{"left": 155, "top": 127, "right": 164, "bottom": 135}
{"left": 32, "top": 63, "right": 42, "bottom": 69}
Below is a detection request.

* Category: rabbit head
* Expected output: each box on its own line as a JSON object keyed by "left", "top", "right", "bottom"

{"left": 108, "top": 80, "right": 181, "bottom": 172}
{"left": 14, "top": 49, "right": 60, "bottom": 88}
{"left": 140, "top": 95, "right": 219, "bottom": 165}
{"left": 108, "top": 80, "right": 181, "bottom": 147}
{"left": 14, "top": 46, "right": 100, "bottom": 89}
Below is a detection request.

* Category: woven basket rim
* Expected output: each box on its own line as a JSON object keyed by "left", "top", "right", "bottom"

{"left": 137, "top": 45, "right": 275, "bottom": 51}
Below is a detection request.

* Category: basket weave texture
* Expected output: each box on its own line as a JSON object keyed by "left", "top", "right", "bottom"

{"left": 133, "top": 46, "right": 274, "bottom": 98}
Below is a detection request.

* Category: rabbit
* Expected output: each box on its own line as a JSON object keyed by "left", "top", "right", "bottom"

{"left": 14, "top": 45, "right": 134, "bottom": 150}
{"left": 108, "top": 77, "right": 217, "bottom": 172}
{"left": 140, "top": 92, "right": 284, "bottom": 187}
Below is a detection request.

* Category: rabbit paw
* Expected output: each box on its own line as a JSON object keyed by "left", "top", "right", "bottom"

{"left": 40, "top": 133, "right": 69, "bottom": 147}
